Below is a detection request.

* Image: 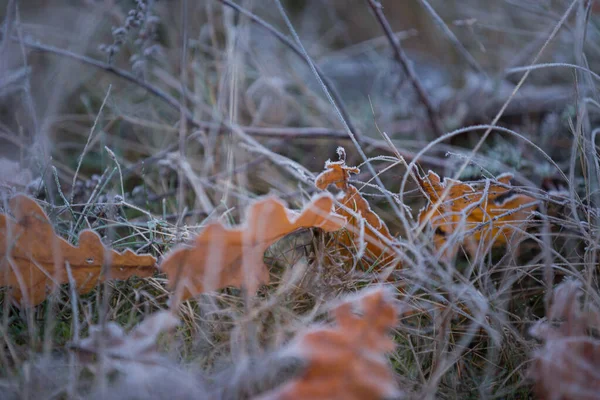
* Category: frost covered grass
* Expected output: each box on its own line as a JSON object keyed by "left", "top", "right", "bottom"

{"left": 1, "top": 1, "right": 600, "bottom": 399}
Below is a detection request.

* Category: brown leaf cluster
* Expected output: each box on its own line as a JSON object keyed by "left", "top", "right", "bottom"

{"left": 529, "top": 280, "right": 600, "bottom": 400}
{"left": 257, "top": 287, "right": 400, "bottom": 400}
{"left": 0, "top": 195, "right": 157, "bottom": 306}
{"left": 417, "top": 171, "right": 537, "bottom": 260}
{"left": 315, "top": 154, "right": 395, "bottom": 268}
{"left": 160, "top": 193, "right": 346, "bottom": 301}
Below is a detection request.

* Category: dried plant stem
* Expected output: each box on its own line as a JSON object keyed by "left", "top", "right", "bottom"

{"left": 417, "top": 0, "right": 485, "bottom": 75}
{"left": 178, "top": 0, "right": 189, "bottom": 224}
{"left": 365, "top": 0, "right": 443, "bottom": 139}
{"left": 71, "top": 85, "right": 112, "bottom": 202}
{"left": 16, "top": 38, "right": 363, "bottom": 143}
{"left": 14, "top": 38, "right": 195, "bottom": 123}
{"left": 215, "top": 0, "right": 360, "bottom": 142}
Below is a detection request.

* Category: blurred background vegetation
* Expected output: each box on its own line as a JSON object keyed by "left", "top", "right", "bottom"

{"left": 1, "top": 0, "right": 590, "bottom": 227}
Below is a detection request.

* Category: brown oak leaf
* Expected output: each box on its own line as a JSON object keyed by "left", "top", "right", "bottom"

{"left": 0, "top": 195, "right": 157, "bottom": 306}
{"left": 72, "top": 310, "right": 179, "bottom": 376}
{"left": 529, "top": 280, "right": 600, "bottom": 400}
{"left": 315, "top": 153, "right": 395, "bottom": 268}
{"left": 160, "top": 193, "right": 346, "bottom": 301}
{"left": 417, "top": 171, "right": 537, "bottom": 260}
{"left": 256, "top": 287, "right": 401, "bottom": 400}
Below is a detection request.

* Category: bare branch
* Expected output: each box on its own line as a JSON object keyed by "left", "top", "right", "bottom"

{"left": 215, "top": 0, "right": 361, "bottom": 143}
{"left": 365, "top": 0, "right": 443, "bottom": 139}
{"left": 417, "top": 0, "right": 485, "bottom": 75}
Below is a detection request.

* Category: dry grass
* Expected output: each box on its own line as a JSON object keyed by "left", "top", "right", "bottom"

{"left": 1, "top": 0, "right": 600, "bottom": 399}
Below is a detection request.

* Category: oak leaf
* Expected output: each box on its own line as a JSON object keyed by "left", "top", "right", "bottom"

{"left": 529, "top": 280, "right": 600, "bottom": 400}
{"left": 72, "top": 310, "right": 179, "bottom": 375}
{"left": 0, "top": 195, "right": 157, "bottom": 306}
{"left": 315, "top": 154, "right": 395, "bottom": 267}
{"left": 256, "top": 287, "right": 401, "bottom": 400}
{"left": 160, "top": 193, "right": 346, "bottom": 301}
{"left": 417, "top": 171, "right": 537, "bottom": 260}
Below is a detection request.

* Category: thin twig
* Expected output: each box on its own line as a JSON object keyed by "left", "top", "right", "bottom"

{"left": 215, "top": 0, "right": 361, "bottom": 142}
{"left": 171, "top": 0, "right": 190, "bottom": 310}
{"left": 417, "top": 0, "right": 485, "bottom": 75}
{"left": 13, "top": 37, "right": 197, "bottom": 122}
{"left": 366, "top": 0, "right": 443, "bottom": 139}
{"left": 71, "top": 85, "right": 112, "bottom": 201}
{"left": 14, "top": 37, "right": 363, "bottom": 140}
{"left": 178, "top": 0, "right": 189, "bottom": 222}
{"left": 119, "top": 128, "right": 347, "bottom": 178}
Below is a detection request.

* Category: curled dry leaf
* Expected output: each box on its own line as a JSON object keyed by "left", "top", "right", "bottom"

{"left": 529, "top": 280, "right": 600, "bottom": 400}
{"left": 160, "top": 193, "right": 346, "bottom": 301}
{"left": 257, "top": 287, "right": 400, "bottom": 400}
{"left": 72, "top": 311, "right": 179, "bottom": 375}
{"left": 0, "top": 195, "right": 157, "bottom": 306}
{"left": 315, "top": 152, "right": 395, "bottom": 268}
{"left": 417, "top": 171, "right": 537, "bottom": 260}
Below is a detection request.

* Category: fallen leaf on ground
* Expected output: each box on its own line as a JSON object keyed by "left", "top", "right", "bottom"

{"left": 72, "top": 310, "right": 178, "bottom": 375}
{"left": 315, "top": 159, "right": 359, "bottom": 191}
{"left": 315, "top": 150, "right": 395, "bottom": 268}
{"left": 256, "top": 287, "right": 401, "bottom": 400}
{"left": 0, "top": 195, "right": 157, "bottom": 306}
{"left": 417, "top": 171, "right": 537, "bottom": 260}
{"left": 529, "top": 280, "right": 600, "bottom": 400}
{"left": 160, "top": 193, "right": 346, "bottom": 301}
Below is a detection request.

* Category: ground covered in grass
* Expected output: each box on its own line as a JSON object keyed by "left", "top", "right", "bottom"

{"left": 1, "top": 1, "right": 600, "bottom": 399}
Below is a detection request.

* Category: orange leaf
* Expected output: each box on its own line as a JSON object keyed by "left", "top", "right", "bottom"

{"left": 417, "top": 171, "right": 537, "bottom": 260}
{"left": 0, "top": 195, "right": 157, "bottom": 306}
{"left": 315, "top": 156, "right": 395, "bottom": 267}
{"left": 160, "top": 193, "right": 346, "bottom": 301}
{"left": 257, "top": 287, "right": 401, "bottom": 400}
{"left": 315, "top": 159, "right": 359, "bottom": 191}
